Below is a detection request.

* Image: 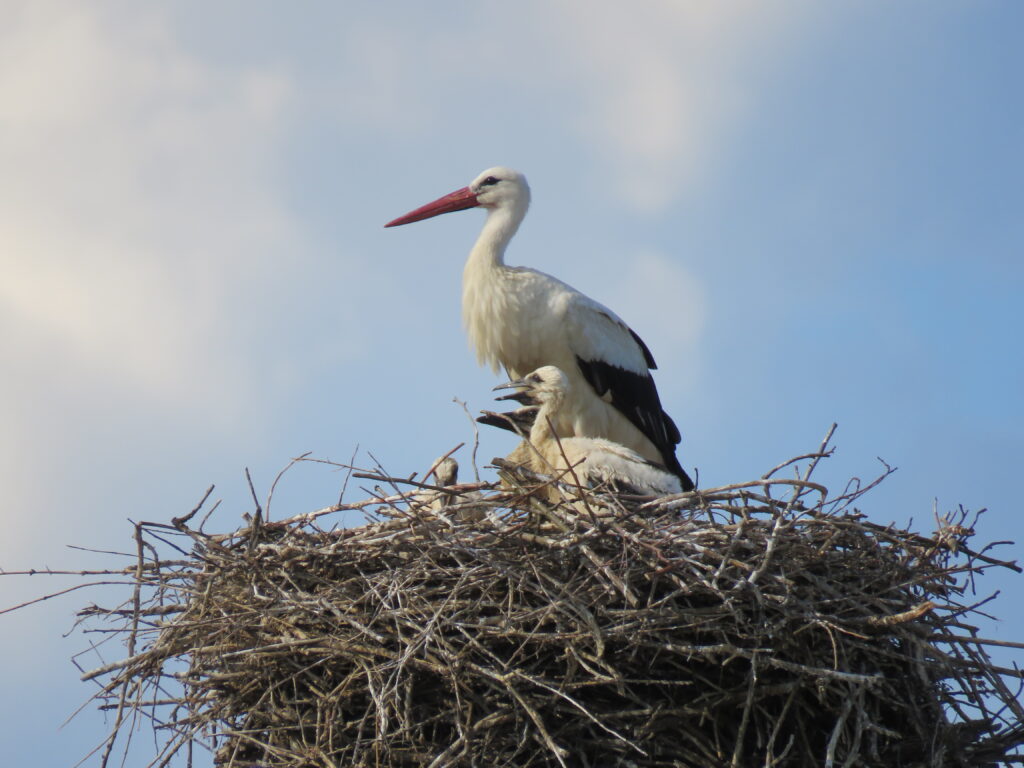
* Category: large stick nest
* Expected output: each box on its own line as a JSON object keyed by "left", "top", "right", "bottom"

{"left": 75, "top": 446, "right": 1024, "bottom": 768}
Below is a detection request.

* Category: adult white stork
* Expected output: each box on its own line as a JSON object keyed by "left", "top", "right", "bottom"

{"left": 386, "top": 166, "right": 695, "bottom": 491}
{"left": 495, "top": 366, "right": 683, "bottom": 497}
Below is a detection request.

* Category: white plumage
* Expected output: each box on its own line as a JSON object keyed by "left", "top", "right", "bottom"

{"left": 386, "top": 166, "right": 694, "bottom": 491}
{"left": 496, "top": 366, "right": 683, "bottom": 497}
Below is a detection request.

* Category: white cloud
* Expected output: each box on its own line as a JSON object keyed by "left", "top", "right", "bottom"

{"left": 0, "top": 2, "right": 299, "bottom": 412}
{"left": 318, "top": 2, "right": 812, "bottom": 213}
{"left": 0, "top": 1, "right": 324, "bottom": 594}
{"left": 543, "top": 1, "right": 811, "bottom": 212}
{"left": 614, "top": 249, "right": 705, "bottom": 381}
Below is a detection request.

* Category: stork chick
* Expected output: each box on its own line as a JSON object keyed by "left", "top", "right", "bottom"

{"left": 386, "top": 167, "right": 695, "bottom": 491}
{"left": 413, "top": 456, "right": 484, "bottom": 521}
{"left": 495, "top": 366, "right": 684, "bottom": 497}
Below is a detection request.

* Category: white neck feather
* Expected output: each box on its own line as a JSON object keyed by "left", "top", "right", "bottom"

{"left": 462, "top": 203, "right": 527, "bottom": 372}
{"left": 530, "top": 392, "right": 564, "bottom": 445}
{"left": 468, "top": 202, "right": 524, "bottom": 270}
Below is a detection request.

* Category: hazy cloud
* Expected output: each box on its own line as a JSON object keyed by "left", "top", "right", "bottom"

{"left": 545, "top": 1, "right": 811, "bottom": 212}
{"left": 0, "top": 3, "right": 298, "bottom": 412}
{"left": 614, "top": 249, "right": 706, "bottom": 382}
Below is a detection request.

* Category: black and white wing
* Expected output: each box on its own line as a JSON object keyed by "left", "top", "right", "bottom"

{"left": 563, "top": 292, "right": 695, "bottom": 491}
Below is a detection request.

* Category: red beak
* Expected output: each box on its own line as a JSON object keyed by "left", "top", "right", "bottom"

{"left": 385, "top": 186, "right": 480, "bottom": 227}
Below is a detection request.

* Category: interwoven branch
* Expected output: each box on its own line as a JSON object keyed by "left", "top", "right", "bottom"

{"left": 54, "top": 452, "right": 1024, "bottom": 767}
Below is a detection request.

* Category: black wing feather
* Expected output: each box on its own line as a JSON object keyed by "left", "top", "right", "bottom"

{"left": 575, "top": 353, "right": 695, "bottom": 492}
{"left": 628, "top": 327, "right": 658, "bottom": 370}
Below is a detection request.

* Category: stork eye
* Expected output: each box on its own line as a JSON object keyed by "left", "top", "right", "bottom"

{"left": 481, "top": 176, "right": 499, "bottom": 187}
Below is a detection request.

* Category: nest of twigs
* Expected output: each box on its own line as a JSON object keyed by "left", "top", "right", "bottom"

{"left": 73, "top": 443, "right": 1024, "bottom": 768}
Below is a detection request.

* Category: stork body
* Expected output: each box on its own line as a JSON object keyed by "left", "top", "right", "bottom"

{"left": 386, "top": 167, "right": 694, "bottom": 491}
{"left": 498, "top": 366, "right": 683, "bottom": 497}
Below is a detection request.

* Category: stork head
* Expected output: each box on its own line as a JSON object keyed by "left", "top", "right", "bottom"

{"left": 469, "top": 167, "right": 530, "bottom": 211}
{"left": 385, "top": 166, "right": 530, "bottom": 227}
{"left": 494, "top": 365, "right": 569, "bottom": 409}
{"left": 429, "top": 456, "right": 459, "bottom": 487}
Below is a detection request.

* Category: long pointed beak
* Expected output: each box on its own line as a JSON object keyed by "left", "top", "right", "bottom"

{"left": 493, "top": 378, "right": 537, "bottom": 405}
{"left": 385, "top": 186, "right": 480, "bottom": 227}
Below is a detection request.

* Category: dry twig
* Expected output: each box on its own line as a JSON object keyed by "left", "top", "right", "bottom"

{"left": 10, "top": 446, "right": 1024, "bottom": 768}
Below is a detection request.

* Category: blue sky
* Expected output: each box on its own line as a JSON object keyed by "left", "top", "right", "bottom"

{"left": 2, "top": 2, "right": 1022, "bottom": 765}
